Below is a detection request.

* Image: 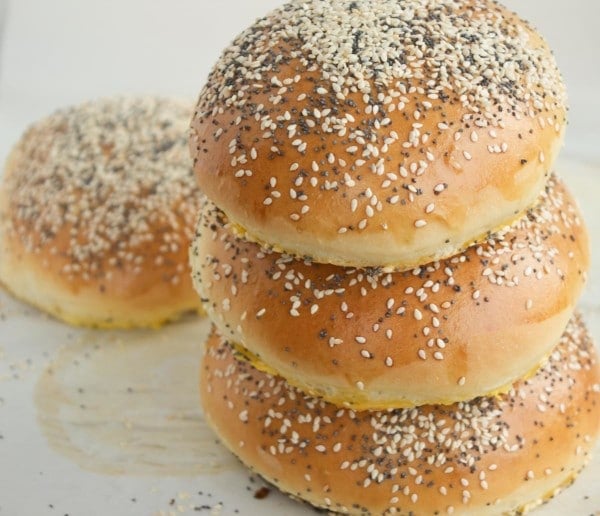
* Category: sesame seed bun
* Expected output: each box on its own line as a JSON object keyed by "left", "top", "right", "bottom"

{"left": 0, "top": 97, "right": 203, "bottom": 328}
{"left": 190, "top": 0, "right": 566, "bottom": 269}
{"left": 200, "top": 315, "right": 600, "bottom": 515}
{"left": 190, "top": 175, "right": 588, "bottom": 409}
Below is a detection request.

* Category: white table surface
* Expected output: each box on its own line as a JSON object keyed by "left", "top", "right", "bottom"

{"left": 0, "top": 2, "right": 599, "bottom": 516}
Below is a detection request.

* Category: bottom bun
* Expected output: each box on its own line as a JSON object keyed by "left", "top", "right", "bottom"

{"left": 200, "top": 315, "right": 600, "bottom": 515}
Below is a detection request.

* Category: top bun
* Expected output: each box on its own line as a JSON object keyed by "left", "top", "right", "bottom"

{"left": 191, "top": 0, "right": 566, "bottom": 268}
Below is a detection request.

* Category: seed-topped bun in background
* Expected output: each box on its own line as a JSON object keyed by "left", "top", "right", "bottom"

{"left": 0, "top": 96, "right": 203, "bottom": 328}
{"left": 200, "top": 315, "right": 600, "bottom": 516}
{"left": 190, "top": 0, "right": 567, "bottom": 269}
{"left": 191, "top": 175, "right": 589, "bottom": 408}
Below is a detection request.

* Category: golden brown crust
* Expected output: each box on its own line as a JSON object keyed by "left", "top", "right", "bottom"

{"left": 190, "top": 0, "right": 567, "bottom": 268}
{"left": 190, "top": 175, "right": 589, "bottom": 408}
{"left": 200, "top": 315, "right": 600, "bottom": 516}
{"left": 0, "top": 97, "right": 203, "bottom": 328}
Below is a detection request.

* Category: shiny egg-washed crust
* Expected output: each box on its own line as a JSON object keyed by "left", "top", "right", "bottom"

{"left": 190, "top": 175, "right": 589, "bottom": 408}
{"left": 201, "top": 315, "right": 600, "bottom": 516}
{"left": 0, "top": 97, "right": 203, "bottom": 328}
{"left": 190, "top": 0, "right": 566, "bottom": 268}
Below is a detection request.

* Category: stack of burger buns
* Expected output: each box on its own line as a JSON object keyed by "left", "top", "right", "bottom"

{"left": 190, "top": 0, "right": 600, "bottom": 513}
{"left": 0, "top": 96, "right": 203, "bottom": 328}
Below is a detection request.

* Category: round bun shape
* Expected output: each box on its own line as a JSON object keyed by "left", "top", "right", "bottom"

{"left": 191, "top": 175, "right": 589, "bottom": 409}
{"left": 0, "top": 97, "right": 203, "bottom": 328}
{"left": 201, "top": 315, "right": 600, "bottom": 516}
{"left": 190, "top": 0, "right": 567, "bottom": 268}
